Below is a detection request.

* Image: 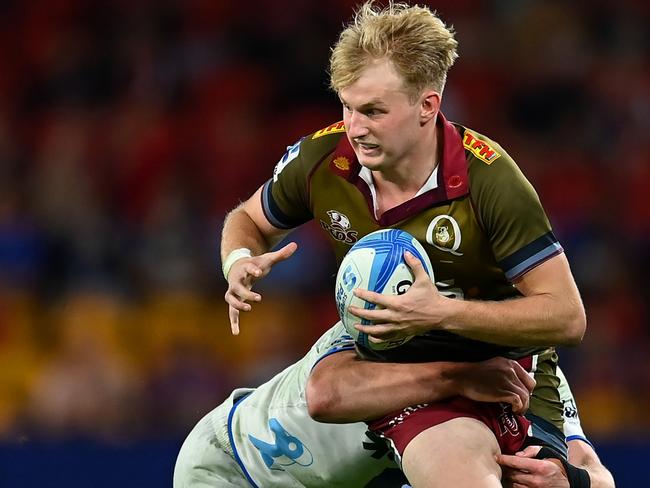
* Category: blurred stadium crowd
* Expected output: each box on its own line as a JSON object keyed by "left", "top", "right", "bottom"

{"left": 0, "top": 0, "right": 648, "bottom": 452}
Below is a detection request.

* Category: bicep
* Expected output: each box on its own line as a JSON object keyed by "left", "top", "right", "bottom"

{"left": 513, "top": 253, "right": 580, "bottom": 299}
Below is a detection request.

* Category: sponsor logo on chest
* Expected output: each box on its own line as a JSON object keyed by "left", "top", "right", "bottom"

{"left": 320, "top": 210, "right": 359, "bottom": 244}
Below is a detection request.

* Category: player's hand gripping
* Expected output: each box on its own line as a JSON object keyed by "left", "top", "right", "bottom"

{"left": 224, "top": 242, "right": 297, "bottom": 335}
{"left": 457, "top": 357, "right": 535, "bottom": 414}
{"left": 349, "top": 250, "right": 448, "bottom": 345}
{"left": 499, "top": 446, "right": 570, "bottom": 488}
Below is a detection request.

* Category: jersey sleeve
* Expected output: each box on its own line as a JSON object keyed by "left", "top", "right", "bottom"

{"left": 261, "top": 132, "right": 337, "bottom": 229}
{"left": 310, "top": 323, "right": 356, "bottom": 371}
{"left": 557, "top": 367, "right": 593, "bottom": 446}
{"left": 467, "top": 131, "right": 563, "bottom": 282}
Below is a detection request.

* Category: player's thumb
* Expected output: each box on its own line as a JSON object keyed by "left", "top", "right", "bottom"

{"left": 404, "top": 251, "right": 428, "bottom": 280}
{"left": 268, "top": 241, "right": 298, "bottom": 265}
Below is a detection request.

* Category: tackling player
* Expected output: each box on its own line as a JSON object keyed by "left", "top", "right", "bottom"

{"left": 220, "top": 2, "right": 587, "bottom": 485}
{"left": 174, "top": 323, "right": 613, "bottom": 487}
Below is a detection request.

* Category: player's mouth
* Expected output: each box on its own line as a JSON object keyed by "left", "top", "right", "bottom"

{"left": 356, "top": 142, "right": 380, "bottom": 156}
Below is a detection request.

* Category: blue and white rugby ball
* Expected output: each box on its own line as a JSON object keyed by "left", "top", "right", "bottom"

{"left": 335, "top": 229, "right": 435, "bottom": 350}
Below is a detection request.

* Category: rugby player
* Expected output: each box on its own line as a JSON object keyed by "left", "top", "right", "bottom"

{"left": 174, "top": 324, "right": 613, "bottom": 487}
{"left": 221, "top": 2, "right": 587, "bottom": 485}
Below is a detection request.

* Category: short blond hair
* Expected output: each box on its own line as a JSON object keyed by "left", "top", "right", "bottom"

{"left": 330, "top": 1, "right": 458, "bottom": 100}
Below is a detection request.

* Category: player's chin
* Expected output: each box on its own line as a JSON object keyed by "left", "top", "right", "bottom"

{"left": 357, "top": 155, "right": 384, "bottom": 170}
{"left": 355, "top": 148, "right": 383, "bottom": 165}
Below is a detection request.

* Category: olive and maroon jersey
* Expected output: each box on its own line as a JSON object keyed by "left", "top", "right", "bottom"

{"left": 261, "top": 113, "right": 565, "bottom": 428}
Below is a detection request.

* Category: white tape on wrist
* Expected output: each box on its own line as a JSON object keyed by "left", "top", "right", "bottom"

{"left": 222, "top": 248, "right": 253, "bottom": 280}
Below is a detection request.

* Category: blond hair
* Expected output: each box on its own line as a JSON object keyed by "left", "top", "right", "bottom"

{"left": 330, "top": 1, "right": 458, "bottom": 101}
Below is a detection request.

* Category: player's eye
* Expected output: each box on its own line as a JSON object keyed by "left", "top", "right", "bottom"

{"left": 364, "top": 108, "right": 384, "bottom": 117}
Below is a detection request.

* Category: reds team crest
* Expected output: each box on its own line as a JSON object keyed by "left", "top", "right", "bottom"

{"left": 320, "top": 210, "right": 358, "bottom": 244}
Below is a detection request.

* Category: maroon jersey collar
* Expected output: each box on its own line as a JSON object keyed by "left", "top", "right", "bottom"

{"left": 328, "top": 112, "right": 469, "bottom": 226}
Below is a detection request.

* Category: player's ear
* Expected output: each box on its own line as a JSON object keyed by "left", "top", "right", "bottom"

{"left": 420, "top": 90, "right": 440, "bottom": 125}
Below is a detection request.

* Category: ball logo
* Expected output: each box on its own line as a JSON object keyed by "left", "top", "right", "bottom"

{"left": 320, "top": 210, "right": 358, "bottom": 244}
{"left": 341, "top": 264, "right": 358, "bottom": 291}
{"left": 426, "top": 215, "right": 463, "bottom": 256}
{"left": 395, "top": 279, "right": 412, "bottom": 295}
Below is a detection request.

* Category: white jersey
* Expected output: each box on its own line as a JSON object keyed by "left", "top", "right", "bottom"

{"left": 227, "top": 322, "right": 396, "bottom": 487}
{"left": 557, "top": 367, "right": 590, "bottom": 446}
{"left": 175, "top": 323, "right": 590, "bottom": 488}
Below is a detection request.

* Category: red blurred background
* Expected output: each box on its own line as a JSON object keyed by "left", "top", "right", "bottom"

{"left": 0, "top": 0, "right": 648, "bottom": 486}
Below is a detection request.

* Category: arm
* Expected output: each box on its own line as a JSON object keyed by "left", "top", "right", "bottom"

{"left": 305, "top": 350, "right": 535, "bottom": 423}
{"left": 221, "top": 185, "right": 297, "bottom": 334}
{"left": 498, "top": 441, "right": 615, "bottom": 488}
{"left": 568, "top": 440, "right": 616, "bottom": 488}
{"left": 442, "top": 253, "right": 586, "bottom": 346}
{"left": 352, "top": 252, "right": 586, "bottom": 347}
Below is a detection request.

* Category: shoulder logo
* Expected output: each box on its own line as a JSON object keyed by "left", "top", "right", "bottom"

{"left": 320, "top": 210, "right": 358, "bottom": 244}
{"left": 273, "top": 138, "right": 302, "bottom": 182}
{"left": 426, "top": 215, "right": 463, "bottom": 256}
{"left": 463, "top": 132, "right": 500, "bottom": 165}
{"left": 332, "top": 156, "right": 350, "bottom": 170}
{"left": 312, "top": 121, "right": 346, "bottom": 139}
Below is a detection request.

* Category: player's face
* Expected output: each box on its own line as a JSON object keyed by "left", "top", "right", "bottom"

{"left": 339, "top": 59, "right": 423, "bottom": 172}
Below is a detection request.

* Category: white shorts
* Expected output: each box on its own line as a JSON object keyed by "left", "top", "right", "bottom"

{"left": 173, "top": 390, "right": 253, "bottom": 488}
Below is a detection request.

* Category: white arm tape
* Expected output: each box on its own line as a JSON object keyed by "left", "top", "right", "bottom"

{"left": 222, "top": 248, "right": 253, "bottom": 280}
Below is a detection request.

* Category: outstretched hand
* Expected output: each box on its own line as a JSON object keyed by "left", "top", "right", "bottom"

{"left": 349, "top": 251, "right": 448, "bottom": 345}
{"left": 224, "top": 242, "right": 297, "bottom": 335}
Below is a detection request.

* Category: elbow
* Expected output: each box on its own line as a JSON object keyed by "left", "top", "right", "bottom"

{"left": 305, "top": 377, "right": 340, "bottom": 423}
{"left": 563, "top": 306, "right": 587, "bottom": 346}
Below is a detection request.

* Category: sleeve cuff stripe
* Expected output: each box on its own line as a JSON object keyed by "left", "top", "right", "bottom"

{"left": 309, "top": 345, "right": 357, "bottom": 372}
{"left": 566, "top": 435, "right": 594, "bottom": 449}
{"left": 261, "top": 179, "right": 296, "bottom": 229}
{"left": 504, "top": 242, "right": 563, "bottom": 281}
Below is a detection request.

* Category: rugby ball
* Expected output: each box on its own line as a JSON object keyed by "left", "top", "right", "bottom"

{"left": 335, "top": 229, "right": 435, "bottom": 350}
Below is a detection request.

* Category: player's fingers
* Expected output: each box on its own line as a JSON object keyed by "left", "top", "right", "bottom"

{"left": 224, "top": 290, "right": 253, "bottom": 312}
{"left": 503, "top": 471, "right": 537, "bottom": 486}
{"left": 354, "top": 323, "right": 396, "bottom": 339}
{"left": 227, "top": 275, "right": 262, "bottom": 302}
{"left": 508, "top": 392, "right": 525, "bottom": 414}
{"left": 516, "top": 445, "right": 542, "bottom": 458}
{"left": 512, "top": 360, "right": 537, "bottom": 393}
{"left": 506, "top": 380, "right": 530, "bottom": 413}
{"left": 496, "top": 453, "right": 536, "bottom": 471}
{"left": 347, "top": 304, "right": 383, "bottom": 321}
{"left": 241, "top": 262, "right": 263, "bottom": 280}
{"left": 353, "top": 288, "right": 391, "bottom": 307}
{"left": 367, "top": 335, "right": 387, "bottom": 345}
{"left": 266, "top": 241, "right": 298, "bottom": 265}
{"left": 234, "top": 286, "right": 261, "bottom": 303}
{"left": 229, "top": 306, "right": 240, "bottom": 336}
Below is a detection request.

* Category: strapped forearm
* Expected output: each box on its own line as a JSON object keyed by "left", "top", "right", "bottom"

{"left": 221, "top": 205, "right": 271, "bottom": 261}
{"left": 568, "top": 440, "right": 616, "bottom": 488}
